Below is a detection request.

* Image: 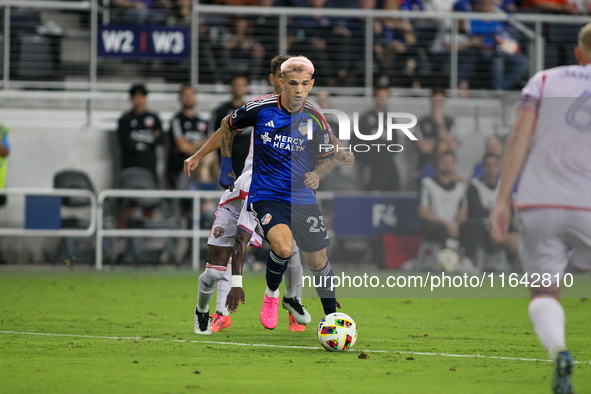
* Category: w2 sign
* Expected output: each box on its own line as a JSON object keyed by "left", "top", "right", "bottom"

{"left": 98, "top": 25, "right": 190, "bottom": 59}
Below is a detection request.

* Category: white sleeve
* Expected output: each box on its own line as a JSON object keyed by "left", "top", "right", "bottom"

{"left": 171, "top": 117, "right": 183, "bottom": 139}
{"left": 521, "top": 71, "right": 544, "bottom": 98}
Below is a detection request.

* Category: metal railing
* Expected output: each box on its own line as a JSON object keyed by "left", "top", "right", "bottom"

{"left": 0, "top": 188, "right": 97, "bottom": 237}
{"left": 0, "top": 0, "right": 590, "bottom": 97}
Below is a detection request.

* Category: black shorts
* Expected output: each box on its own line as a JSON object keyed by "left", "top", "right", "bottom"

{"left": 250, "top": 200, "right": 330, "bottom": 253}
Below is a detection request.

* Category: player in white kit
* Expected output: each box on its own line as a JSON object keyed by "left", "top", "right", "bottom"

{"left": 491, "top": 21, "right": 591, "bottom": 394}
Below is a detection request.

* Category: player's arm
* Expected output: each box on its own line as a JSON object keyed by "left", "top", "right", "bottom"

{"left": 330, "top": 134, "right": 355, "bottom": 168}
{"left": 491, "top": 105, "right": 537, "bottom": 242}
{"left": 225, "top": 227, "right": 251, "bottom": 313}
{"left": 305, "top": 157, "right": 332, "bottom": 190}
{"left": 218, "top": 116, "right": 236, "bottom": 190}
{"left": 184, "top": 129, "right": 222, "bottom": 178}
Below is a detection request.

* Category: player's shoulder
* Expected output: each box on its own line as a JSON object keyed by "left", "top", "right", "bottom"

{"left": 243, "top": 94, "right": 278, "bottom": 111}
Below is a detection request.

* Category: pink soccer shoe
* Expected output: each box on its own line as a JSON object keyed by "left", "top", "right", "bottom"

{"left": 260, "top": 294, "right": 279, "bottom": 330}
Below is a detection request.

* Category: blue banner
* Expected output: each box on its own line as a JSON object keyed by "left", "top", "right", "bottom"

{"left": 98, "top": 24, "right": 190, "bottom": 59}
{"left": 332, "top": 195, "right": 420, "bottom": 236}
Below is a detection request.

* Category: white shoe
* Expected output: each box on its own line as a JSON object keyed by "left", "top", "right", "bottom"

{"left": 282, "top": 296, "right": 311, "bottom": 325}
{"left": 194, "top": 308, "right": 211, "bottom": 335}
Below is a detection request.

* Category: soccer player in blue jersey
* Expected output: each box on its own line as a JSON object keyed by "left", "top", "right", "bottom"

{"left": 217, "top": 56, "right": 338, "bottom": 329}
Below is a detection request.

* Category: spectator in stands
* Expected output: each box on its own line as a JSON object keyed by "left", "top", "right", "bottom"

{"left": 166, "top": 85, "right": 211, "bottom": 189}
{"left": 418, "top": 150, "right": 467, "bottom": 249}
{"left": 209, "top": 74, "right": 252, "bottom": 176}
{"left": 467, "top": 0, "right": 528, "bottom": 90}
{"left": 472, "top": 135, "right": 504, "bottom": 178}
{"left": 223, "top": 16, "right": 265, "bottom": 82}
{"left": 351, "top": 85, "right": 401, "bottom": 191}
{"left": 460, "top": 153, "right": 518, "bottom": 265}
{"left": 416, "top": 87, "right": 459, "bottom": 171}
{"left": 288, "top": 0, "right": 347, "bottom": 85}
{"left": 117, "top": 84, "right": 164, "bottom": 181}
{"left": 0, "top": 121, "right": 8, "bottom": 208}
{"left": 374, "top": 0, "right": 421, "bottom": 88}
{"left": 253, "top": 0, "right": 281, "bottom": 67}
{"left": 168, "top": 0, "right": 191, "bottom": 26}
{"left": 111, "top": 0, "right": 172, "bottom": 25}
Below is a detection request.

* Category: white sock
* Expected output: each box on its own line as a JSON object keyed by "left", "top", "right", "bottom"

{"left": 215, "top": 262, "right": 232, "bottom": 316}
{"left": 528, "top": 297, "right": 567, "bottom": 359}
{"left": 284, "top": 247, "right": 303, "bottom": 299}
{"left": 196, "top": 264, "right": 226, "bottom": 313}
{"left": 265, "top": 285, "right": 279, "bottom": 298}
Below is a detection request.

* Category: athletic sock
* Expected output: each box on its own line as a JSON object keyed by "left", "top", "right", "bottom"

{"left": 284, "top": 247, "right": 303, "bottom": 299}
{"left": 310, "top": 259, "right": 336, "bottom": 315}
{"left": 215, "top": 262, "right": 232, "bottom": 316}
{"left": 528, "top": 297, "right": 567, "bottom": 359}
{"left": 265, "top": 250, "right": 290, "bottom": 292}
{"left": 196, "top": 264, "right": 227, "bottom": 314}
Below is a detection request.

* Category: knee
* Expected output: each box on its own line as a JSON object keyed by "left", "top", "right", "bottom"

{"left": 272, "top": 242, "right": 292, "bottom": 259}
{"left": 306, "top": 250, "right": 327, "bottom": 270}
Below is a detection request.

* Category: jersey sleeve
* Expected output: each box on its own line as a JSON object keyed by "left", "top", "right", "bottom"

{"left": 520, "top": 71, "right": 544, "bottom": 112}
{"left": 228, "top": 104, "right": 260, "bottom": 132}
{"left": 419, "top": 179, "right": 431, "bottom": 208}
{"left": 311, "top": 112, "right": 335, "bottom": 159}
{"left": 170, "top": 116, "right": 183, "bottom": 139}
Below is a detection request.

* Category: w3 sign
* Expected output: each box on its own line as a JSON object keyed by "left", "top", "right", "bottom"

{"left": 98, "top": 25, "right": 190, "bottom": 59}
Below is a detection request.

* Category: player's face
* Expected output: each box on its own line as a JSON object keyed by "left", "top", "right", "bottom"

{"left": 131, "top": 93, "right": 147, "bottom": 113}
{"left": 430, "top": 93, "right": 446, "bottom": 112}
{"left": 280, "top": 72, "right": 314, "bottom": 110}
{"left": 436, "top": 154, "right": 456, "bottom": 177}
{"left": 231, "top": 77, "right": 249, "bottom": 100}
{"left": 269, "top": 70, "right": 282, "bottom": 95}
{"left": 180, "top": 87, "right": 196, "bottom": 110}
{"left": 483, "top": 157, "right": 500, "bottom": 180}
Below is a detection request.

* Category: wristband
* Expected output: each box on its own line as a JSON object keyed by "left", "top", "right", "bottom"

{"left": 219, "top": 157, "right": 234, "bottom": 189}
{"left": 231, "top": 275, "right": 243, "bottom": 288}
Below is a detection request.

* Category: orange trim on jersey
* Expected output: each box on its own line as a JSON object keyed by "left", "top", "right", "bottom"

{"left": 277, "top": 94, "right": 306, "bottom": 114}
{"left": 228, "top": 114, "right": 235, "bottom": 129}
{"left": 315, "top": 150, "right": 334, "bottom": 157}
{"left": 515, "top": 203, "right": 591, "bottom": 212}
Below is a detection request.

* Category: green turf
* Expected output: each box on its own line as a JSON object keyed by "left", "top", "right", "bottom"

{"left": 0, "top": 269, "right": 589, "bottom": 393}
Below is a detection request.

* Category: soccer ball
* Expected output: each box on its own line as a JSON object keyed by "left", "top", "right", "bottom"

{"left": 436, "top": 248, "right": 460, "bottom": 272}
{"left": 317, "top": 312, "right": 358, "bottom": 352}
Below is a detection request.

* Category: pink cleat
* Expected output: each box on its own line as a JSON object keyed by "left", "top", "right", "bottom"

{"left": 260, "top": 294, "right": 279, "bottom": 329}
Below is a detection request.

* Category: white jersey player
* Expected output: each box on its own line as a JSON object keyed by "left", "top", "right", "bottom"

{"left": 491, "top": 21, "right": 591, "bottom": 394}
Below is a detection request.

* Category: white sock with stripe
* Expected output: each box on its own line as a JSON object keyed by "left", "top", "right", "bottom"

{"left": 196, "top": 264, "right": 227, "bottom": 314}
{"left": 528, "top": 297, "right": 567, "bottom": 359}
{"left": 215, "top": 262, "right": 232, "bottom": 316}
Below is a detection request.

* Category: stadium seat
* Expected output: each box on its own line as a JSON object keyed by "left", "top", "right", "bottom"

{"left": 53, "top": 169, "right": 112, "bottom": 264}
{"left": 115, "top": 167, "right": 178, "bottom": 265}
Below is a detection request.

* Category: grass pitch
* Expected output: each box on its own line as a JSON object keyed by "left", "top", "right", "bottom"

{"left": 0, "top": 268, "right": 589, "bottom": 393}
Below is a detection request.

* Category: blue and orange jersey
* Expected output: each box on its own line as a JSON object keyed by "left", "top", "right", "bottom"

{"left": 228, "top": 94, "right": 334, "bottom": 205}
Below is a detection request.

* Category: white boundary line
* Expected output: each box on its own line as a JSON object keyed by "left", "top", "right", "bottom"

{"left": 1, "top": 330, "right": 588, "bottom": 364}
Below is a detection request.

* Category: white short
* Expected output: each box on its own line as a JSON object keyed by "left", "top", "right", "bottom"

{"left": 518, "top": 208, "right": 591, "bottom": 282}
{"left": 207, "top": 203, "right": 262, "bottom": 249}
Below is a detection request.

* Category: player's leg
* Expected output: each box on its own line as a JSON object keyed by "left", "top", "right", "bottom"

{"left": 211, "top": 260, "right": 232, "bottom": 332}
{"left": 252, "top": 200, "right": 294, "bottom": 329}
{"left": 195, "top": 245, "right": 232, "bottom": 335}
{"left": 284, "top": 242, "right": 306, "bottom": 331}
{"left": 519, "top": 209, "right": 573, "bottom": 393}
{"left": 195, "top": 208, "right": 237, "bottom": 335}
{"left": 292, "top": 204, "right": 336, "bottom": 316}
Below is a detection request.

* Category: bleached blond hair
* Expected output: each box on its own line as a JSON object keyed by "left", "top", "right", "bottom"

{"left": 280, "top": 56, "right": 315, "bottom": 77}
{"left": 578, "top": 21, "right": 591, "bottom": 55}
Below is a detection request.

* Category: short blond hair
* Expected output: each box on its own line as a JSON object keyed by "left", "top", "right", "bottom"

{"left": 280, "top": 56, "right": 315, "bottom": 77}
{"left": 578, "top": 22, "right": 591, "bottom": 54}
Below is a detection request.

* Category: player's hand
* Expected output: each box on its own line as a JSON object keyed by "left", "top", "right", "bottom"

{"left": 339, "top": 151, "right": 355, "bottom": 168}
{"left": 444, "top": 221, "right": 459, "bottom": 238}
{"left": 336, "top": 300, "right": 343, "bottom": 309}
{"left": 219, "top": 157, "right": 236, "bottom": 191}
{"left": 226, "top": 287, "right": 246, "bottom": 313}
{"left": 183, "top": 155, "right": 201, "bottom": 178}
{"left": 304, "top": 172, "right": 320, "bottom": 190}
{"left": 490, "top": 201, "right": 511, "bottom": 243}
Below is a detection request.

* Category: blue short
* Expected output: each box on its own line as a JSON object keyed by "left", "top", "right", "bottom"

{"left": 250, "top": 200, "right": 330, "bottom": 253}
